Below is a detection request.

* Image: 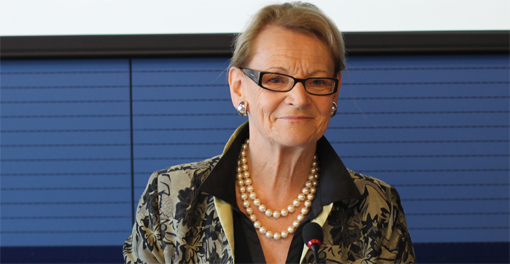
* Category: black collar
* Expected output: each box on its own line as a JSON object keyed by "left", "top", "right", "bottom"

{"left": 199, "top": 123, "right": 361, "bottom": 206}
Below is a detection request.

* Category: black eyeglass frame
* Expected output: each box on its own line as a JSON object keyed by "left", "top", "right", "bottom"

{"left": 241, "top": 68, "right": 339, "bottom": 96}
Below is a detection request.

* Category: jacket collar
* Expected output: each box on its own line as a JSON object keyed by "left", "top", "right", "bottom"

{"left": 200, "top": 122, "right": 361, "bottom": 204}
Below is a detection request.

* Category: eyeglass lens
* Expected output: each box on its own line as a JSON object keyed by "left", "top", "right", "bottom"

{"left": 261, "top": 73, "right": 335, "bottom": 94}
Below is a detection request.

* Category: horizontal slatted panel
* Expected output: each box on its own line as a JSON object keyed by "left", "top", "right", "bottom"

{"left": 1, "top": 54, "right": 508, "bottom": 247}
{"left": 131, "top": 58, "right": 245, "bottom": 194}
{"left": 1, "top": 60, "right": 132, "bottom": 246}
{"left": 330, "top": 55, "right": 509, "bottom": 242}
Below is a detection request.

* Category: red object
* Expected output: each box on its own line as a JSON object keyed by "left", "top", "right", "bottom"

{"left": 307, "top": 239, "right": 322, "bottom": 249}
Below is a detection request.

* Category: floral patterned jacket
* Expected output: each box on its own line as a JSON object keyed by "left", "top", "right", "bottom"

{"left": 123, "top": 124, "right": 415, "bottom": 263}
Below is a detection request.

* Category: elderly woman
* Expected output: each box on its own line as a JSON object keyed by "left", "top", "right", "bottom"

{"left": 124, "top": 2, "right": 415, "bottom": 263}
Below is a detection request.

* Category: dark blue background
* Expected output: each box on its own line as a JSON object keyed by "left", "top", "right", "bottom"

{"left": 1, "top": 55, "right": 509, "bottom": 262}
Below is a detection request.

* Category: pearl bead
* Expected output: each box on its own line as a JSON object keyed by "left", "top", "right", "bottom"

{"left": 281, "top": 209, "right": 288, "bottom": 217}
{"left": 307, "top": 193, "right": 315, "bottom": 200}
{"left": 242, "top": 164, "right": 248, "bottom": 171}
{"left": 297, "top": 214, "right": 304, "bottom": 221}
{"left": 273, "top": 211, "right": 281, "bottom": 219}
{"left": 259, "top": 227, "right": 267, "bottom": 234}
{"left": 243, "top": 201, "right": 250, "bottom": 208}
{"left": 253, "top": 198, "right": 261, "bottom": 206}
{"left": 241, "top": 193, "right": 248, "bottom": 200}
{"left": 281, "top": 231, "right": 289, "bottom": 238}
{"left": 238, "top": 180, "right": 244, "bottom": 186}
{"left": 243, "top": 171, "right": 250, "bottom": 178}
{"left": 241, "top": 157, "right": 247, "bottom": 164}
{"left": 266, "top": 231, "right": 273, "bottom": 238}
{"left": 237, "top": 173, "right": 243, "bottom": 180}
{"left": 308, "top": 175, "right": 315, "bottom": 181}
{"left": 297, "top": 193, "right": 306, "bottom": 201}
{"left": 254, "top": 221, "right": 261, "bottom": 229}
{"left": 312, "top": 181, "right": 318, "bottom": 187}
{"left": 250, "top": 214, "right": 257, "bottom": 222}
{"left": 314, "top": 174, "right": 319, "bottom": 179}
{"left": 293, "top": 199, "right": 301, "bottom": 207}
{"left": 273, "top": 232, "right": 281, "bottom": 240}
{"left": 288, "top": 226, "right": 295, "bottom": 234}
{"left": 249, "top": 192, "right": 257, "bottom": 199}
{"left": 265, "top": 209, "right": 273, "bottom": 217}
{"left": 312, "top": 161, "right": 317, "bottom": 167}
{"left": 242, "top": 144, "right": 247, "bottom": 150}
{"left": 247, "top": 186, "right": 254, "bottom": 193}
{"left": 258, "top": 205, "right": 266, "bottom": 212}
{"left": 304, "top": 200, "right": 312, "bottom": 208}
{"left": 301, "top": 207, "right": 309, "bottom": 215}
{"left": 306, "top": 182, "right": 313, "bottom": 188}
{"left": 310, "top": 188, "right": 317, "bottom": 194}
{"left": 302, "top": 187, "right": 310, "bottom": 194}
{"left": 241, "top": 150, "right": 246, "bottom": 156}
{"left": 239, "top": 186, "right": 246, "bottom": 193}
{"left": 287, "top": 205, "right": 295, "bottom": 213}
{"left": 244, "top": 179, "right": 252, "bottom": 185}
{"left": 237, "top": 167, "right": 242, "bottom": 173}
{"left": 313, "top": 155, "right": 317, "bottom": 160}
{"left": 246, "top": 207, "right": 253, "bottom": 214}
{"left": 311, "top": 168, "right": 317, "bottom": 174}
{"left": 292, "top": 220, "right": 300, "bottom": 228}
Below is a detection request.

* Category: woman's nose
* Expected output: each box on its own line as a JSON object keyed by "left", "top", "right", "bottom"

{"left": 286, "top": 82, "right": 310, "bottom": 108}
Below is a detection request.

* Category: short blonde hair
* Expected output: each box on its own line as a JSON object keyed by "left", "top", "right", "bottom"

{"left": 231, "top": 1, "right": 346, "bottom": 73}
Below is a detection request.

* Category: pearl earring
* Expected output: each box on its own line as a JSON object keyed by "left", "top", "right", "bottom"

{"left": 237, "top": 101, "right": 247, "bottom": 116}
{"left": 331, "top": 102, "right": 338, "bottom": 117}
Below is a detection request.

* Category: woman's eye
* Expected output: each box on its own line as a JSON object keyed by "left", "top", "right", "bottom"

{"left": 263, "top": 74, "right": 288, "bottom": 86}
{"left": 268, "top": 76, "right": 284, "bottom": 83}
{"left": 310, "top": 79, "right": 332, "bottom": 87}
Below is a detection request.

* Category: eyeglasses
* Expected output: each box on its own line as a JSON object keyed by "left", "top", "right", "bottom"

{"left": 241, "top": 68, "right": 338, "bottom": 96}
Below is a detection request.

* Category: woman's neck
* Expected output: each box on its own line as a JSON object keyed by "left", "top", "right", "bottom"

{"left": 245, "top": 135, "right": 317, "bottom": 209}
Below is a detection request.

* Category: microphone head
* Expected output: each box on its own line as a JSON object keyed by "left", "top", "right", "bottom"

{"left": 303, "top": 222, "right": 324, "bottom": 248}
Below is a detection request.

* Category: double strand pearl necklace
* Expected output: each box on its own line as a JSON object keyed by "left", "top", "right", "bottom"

{"left": 237, "top": 139, "right": 320, "bottom": 241}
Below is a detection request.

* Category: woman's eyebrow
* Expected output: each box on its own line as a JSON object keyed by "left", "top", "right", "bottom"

{"left": 265, "top": 67, "right": 330, "bottom": 77}
{"left": 306, "top": 70, "right": 331, "bottom": 77}
{"left": 264, "top": 66, "right": 288, "bottom": 74}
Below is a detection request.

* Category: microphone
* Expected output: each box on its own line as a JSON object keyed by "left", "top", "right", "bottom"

{"left": 303, "top": 222, "right": 324, "bottom": 264}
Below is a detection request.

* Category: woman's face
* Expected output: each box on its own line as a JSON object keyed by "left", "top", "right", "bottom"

{"left": 229, "top": 25, "right": 340, "bottom": 149}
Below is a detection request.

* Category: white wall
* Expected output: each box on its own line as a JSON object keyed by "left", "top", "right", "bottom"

{"left": 1, "top": 0, "right": 509, "bottom": 36}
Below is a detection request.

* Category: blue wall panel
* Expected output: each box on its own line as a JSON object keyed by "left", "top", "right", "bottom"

{"left": 130, "top": 58, "right": 245, "bottom": 199}
{"left": 1, "top": 55, "right": 508, "bottom": 252}
{"left": 1, "top": 60, "right": 132, "bottom": 246}
{"left": 328, "top": 55, "right": 509, "bottom": 243}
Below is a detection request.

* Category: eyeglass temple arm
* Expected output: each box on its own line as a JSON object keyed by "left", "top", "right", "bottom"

{"left": 241, "top": 68, "right": 260, "bottom": 83}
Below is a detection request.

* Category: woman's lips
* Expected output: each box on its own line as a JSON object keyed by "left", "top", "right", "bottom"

{"left": 278, "top": 116, "right": 313, "bottom": 122}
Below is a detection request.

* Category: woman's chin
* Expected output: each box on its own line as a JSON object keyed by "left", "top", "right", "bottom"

{"left": 272, "top": 134, "right": 320, "bottom": 149}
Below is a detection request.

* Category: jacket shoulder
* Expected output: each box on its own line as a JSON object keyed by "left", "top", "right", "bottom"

{"left": 347, "top": 168, "right": 396, "bottom": 195}
{"left": 156, "top": 155, "right": 221, "bottom": 178}
{"left": 136, "top": 156, "right": 221, "bottom": 218}
{"left": 151, "top": 155, "right": 219, "bottom": 185}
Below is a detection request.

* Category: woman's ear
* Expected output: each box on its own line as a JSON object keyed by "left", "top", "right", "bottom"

{"left": 229, "top": 67, "right": 245, "bottom": 108}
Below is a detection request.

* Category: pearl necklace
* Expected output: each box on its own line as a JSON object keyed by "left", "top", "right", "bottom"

{"left": 237, "top": 139, "right": 319, "bottom": 240}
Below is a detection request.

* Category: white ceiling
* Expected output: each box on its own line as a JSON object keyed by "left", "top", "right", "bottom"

{"left": 1, "top": 0, "right": 509, "bottom": 36}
